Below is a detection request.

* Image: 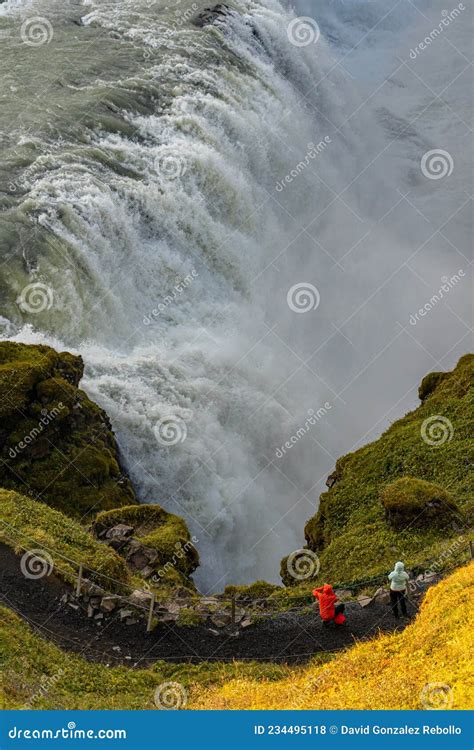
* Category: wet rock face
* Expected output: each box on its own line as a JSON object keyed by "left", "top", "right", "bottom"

{"left": 193, "top": 4, "right": 233, "bottom": 28}
{"left": 0, "top": 342, "right": 136, "bottom": 519}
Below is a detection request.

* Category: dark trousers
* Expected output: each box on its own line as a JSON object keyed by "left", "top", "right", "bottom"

{"left": 323, "top": 602, "right": 345, "bottom": 625}
{"left": 390, "top": 589, "right": 407, "bottom": 617}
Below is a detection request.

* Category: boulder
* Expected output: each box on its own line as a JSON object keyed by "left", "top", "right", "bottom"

{"left": 210, "top": 611, "right": 233, "bottom": 628}
{"left": 82, "top": 580, "right": 106, "bottom": 597}
{"left": 119, "top": 608, "right": 133, "bottom": 621}
{"left": 100, "top": 596, "right": 120, "bottom": 613}
{"left": 129, "top": 590, "right": 152, "bottom": 608}
{"left": 105, "top": 524, "right": 134, "bottom": 540}
{"left": 193, "top": 4, "right": 233, "bottom": 28}
{"left": 373, "top": 588, "right": 390, "bottom": 605}
{"left": 357, "top": 595, "right": 373, "bottom": 608}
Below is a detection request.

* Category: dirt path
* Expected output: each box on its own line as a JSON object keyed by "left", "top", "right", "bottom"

{"left": 0, "top": 545, "right": 422, "bottom": 667}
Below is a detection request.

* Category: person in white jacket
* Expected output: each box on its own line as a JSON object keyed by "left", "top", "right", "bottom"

{"left": 388, "top": 561, "right": 409, "bottom": 618}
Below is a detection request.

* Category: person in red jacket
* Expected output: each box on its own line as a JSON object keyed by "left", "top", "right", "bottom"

{"left": 313, "top": 584, "right": 346, "bottom": 625}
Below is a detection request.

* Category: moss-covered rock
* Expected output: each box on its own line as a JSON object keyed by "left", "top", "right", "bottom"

{"left": 380, "top": 477, "right": 459, "bottom": 530}
{"left": 0, "top": 342, "right": 136, "bottom": 519}
{"left": 283, "top": 354, "right": 474, "bottom": 586}
{"left": 418, "top": 371, "right": 449, "bottom": 402}
{"left": 93, "top": 504, "right": 199, "bottom": 592}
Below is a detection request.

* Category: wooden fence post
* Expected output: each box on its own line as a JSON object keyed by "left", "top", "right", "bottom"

{"left": 231, "top": 594, "right": 236, "bottom": 626}
{"left": 146, "top": 592, "right": 156, "bottom": 633}
{"left": 469, "top": 540, "right": 474, "bottom": 560}
{"left": 75, "top": 563, "right": 83, "bottom": 598}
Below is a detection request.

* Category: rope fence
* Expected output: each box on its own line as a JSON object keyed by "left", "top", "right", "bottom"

{"left": 1, "top": 516, "right": 473, "bottom": 633}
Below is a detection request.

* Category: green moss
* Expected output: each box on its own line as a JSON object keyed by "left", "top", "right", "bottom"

{"left": 223, "top": 580, "right": 282, "bottom": 601}
{"left": 0, "top": 342, "right": 136, "bottom": 519}
{"left": 176, "top": 608, "right": 205, "bottom": 627}
{"left": 284, "top": 354, "right": 474, "bottom": 587}
{"left": 380, "top": 477, "right": 459, "bottom": 529}
{"left": 93, "top": 504, "right": 199, "bottom": 585}
{"left": 0, "top": 489, "right": 131, "bottom": 591}
{"left": 418, "top": 371, "right": 448, "bottom": 402}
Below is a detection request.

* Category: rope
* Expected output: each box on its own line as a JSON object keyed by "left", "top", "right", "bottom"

{"left": 0, "top": 515, "right": 471, "bottom": 622}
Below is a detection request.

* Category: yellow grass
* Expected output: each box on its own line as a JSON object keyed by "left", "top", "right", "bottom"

{"left": 190, "top": 562, "right": 474, "bottom": 710}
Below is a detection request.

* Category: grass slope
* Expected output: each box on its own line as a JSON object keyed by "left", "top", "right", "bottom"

{"left": 0, "top": 564, "right": 471, "bottom": 710}
{"left": 0, "top": 489, "right": 131, "bottom": 590}
{"left": 190, "top": 562, "right": 474, "bottom": 710}
{"left": 282, "top": 354, "right": 473, "bottom": 586}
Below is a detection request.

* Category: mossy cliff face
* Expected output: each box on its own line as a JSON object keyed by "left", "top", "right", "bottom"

{"left": 282, "top": 354, "right": 473, "bottom": 586}
{"left": 0, "top": 342, "right": 136, "bottom": 519}
{"left": 93, "top": 504, "right": 199, "bottom": 593}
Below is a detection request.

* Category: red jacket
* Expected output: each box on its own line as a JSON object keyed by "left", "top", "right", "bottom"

{"left": 313, "top": 584, "right": 337, "bottom": 621}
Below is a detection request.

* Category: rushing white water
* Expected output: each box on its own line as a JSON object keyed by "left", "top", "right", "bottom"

{"left": 1, "top": 0, "right": 471, "bottom": 588}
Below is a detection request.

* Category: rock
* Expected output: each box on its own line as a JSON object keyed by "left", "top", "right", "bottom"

{"left": 82, "top": 580, "right": 106, "bottom": 597}
{"left": 326, "top": 472, "right": 338, "bottom": 489}
{"left": 94, "top": 612, "right": 104, "bottom": 620}
{"left": 240, "top": 618, "right": 253, "bottom": 628}
{"left": 100, "top": 596, "right": 120, "bottom": 613}
{"left": 125, "top": 540, "right": 158, "bottom": 571}
{"left": 0, "top": 342, "right": 136, "bottom": 518}
{"left": 208, "top": 628, "right": 220, "bottom": 636}
{"left": 89, "top": 596, "right": 102, "bottom": 609}
{"left": 373, "top": 588, "right": 390, "bottom": 605}
{"left": 193, "top": 4, "right": 233, "bottom": 28}
{"left": 210, "top": 612, "right": 232, "bottom": 628}
{"left": 112, "top": 646, "right": 121, "bottom": 652}
{"left": 119, "top": 608, "right": 133, "bottom": 620}
{"left": 129, "top": 590, "right": 152, "bottom": 608}
{"left": 140, "top": 565, "right": 155, "bottom": 579}
{"left": 200, "top": 597, "right": 220, "bottom": 606}
{"left": 87, "top": 604, "right": 95, "bottom": 618}
{"left": 357, "top": 595, "right": 373, "bottom": 608}
{"left": 125, "top": 617, "right": 139, "bottom": 626}
{"left": 68, "top": 602, "right": 79, "bottom": 611}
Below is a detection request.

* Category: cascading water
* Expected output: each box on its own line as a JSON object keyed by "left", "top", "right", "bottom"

{"left": 0, "top": 0, "right": 471, "bottom": 588}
